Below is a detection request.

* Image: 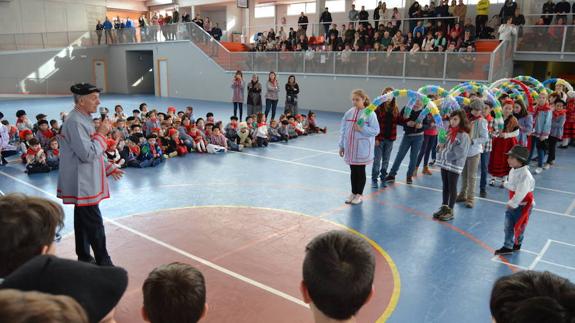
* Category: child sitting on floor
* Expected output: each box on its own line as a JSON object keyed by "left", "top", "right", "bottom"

{"left": 188, "top": 124, "right": 207, "bottom": 153}
{"left": 19, "top": 129, "right": 34, "bottom": 163}
{"left": 207, "top": 127, "right": 228, "bottom": 153}
{"left": 287, "top": 116, "right": 300, "bottom": 138}
{"left": 46, "top": 138, "right": 60, "bottom": 170}
{"left": 238, "top": 122, "right": 252, "bottom": 148}
{"left": 494, "top": 145, "right": 535, "bottom": 255}
{"left": 138, "top": 134, "right": 164, "bottom": 167}
{"left": 35, "top": 120, "right": 54, "bottom": 151}
{"left": 25, "top": 138, "right": 51, "bottom": 174}
{"left": 225, "top": 116, "right": 239, "bottom": 143}
{"left": 279, "top": 119, "right": 292, "bottom": 141}
{"left": 165, "top": 128, "right": 188, "bottom": 157}
{"left": 15, "top": 110, "right": 33, "bottom": 131}
{"left": 106, "top": 139, "right": 126, "bottom": 167}
{"left": 268, "top": 119, "right": 286, "bottom": 142}
{"left": 307, "top": 111, "right": 327, "bottom": 134}
{"left": 206, "top": 112, "right": 215, "bottom": 124}
{"left": 49, "top": 119, "right": 60, "bottom": 135}
{"left": 255, "top": 113, "right": 269, "bottom": 147}
{"left": 294, "top": 115, "right": 307, "bottom": 136}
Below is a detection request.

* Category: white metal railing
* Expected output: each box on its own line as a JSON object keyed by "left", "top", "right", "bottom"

{"left": 515, "top": 25, "right": 574, "bottom": 54}
{"left": 0, "top": 22, "right": 516, "bottom": 83}
{"left": 523, "top": 13, "right": 574, "bottom": 25}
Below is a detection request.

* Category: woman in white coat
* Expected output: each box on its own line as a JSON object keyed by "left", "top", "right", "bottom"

{"left": 339, "top": 89, "right": 380, "bottom": 205}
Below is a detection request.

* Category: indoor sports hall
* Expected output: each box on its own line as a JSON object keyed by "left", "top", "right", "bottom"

{"left": 1, "top": 0, "right": 575, "bottom": 322}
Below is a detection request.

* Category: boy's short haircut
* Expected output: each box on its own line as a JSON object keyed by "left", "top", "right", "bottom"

{"left": 230, "top": 116, "right": 239, "bottom": 121}
{"left": 147, "top": 134, "right": 158, "bottom": 140}
{"left": 281, "top": 120, "right": 289, "bottom": 125}
{"left": 143, "top": 262, "right": 206, "bottom": 323}
{"left": 133, "top": 109, "right": 141, "bottom": 114}
{"left": 131, "top": 124, "right": 141, "bottom": 130}
{"left": 139, "top": 103, "right": 147, "bottom": 111}
{"left": 490, "top": 270, "right": 575, "bottom": 323}
{"left": 0, "top": 194, "right": 64, "bottom": 277}
{"left": 28, "top": 138, "right": 40, "bottom": 146}
{"left": 49, "top": 119, "right": 58, "bottom": 126}
{"left": 127, "top": 116, "right": 136, "bottom": 122}
{"left": 303, "top": 230, "right": 375, "bottom": 320}
{"left": 206, "top": 112, "right": 214, "bottom": 118}
{"left": 0, "top": 289, "right": 88, "bottom": 323}
{"left": 38, "top": 120, "right": 49, "bottom": 126}
{"left": 205, "top": 123, "right": 214, "bottom": 128}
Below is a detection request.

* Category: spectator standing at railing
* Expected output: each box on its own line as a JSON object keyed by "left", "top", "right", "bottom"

{"left": 181, "top": 11, "right": 191, "bottom": 23}
{"left": 139, "top": 15, "right": 148, "bottom": 42}
{"left": 555, "top": 0, "right": 571, "bottom": 23}
{"left": 125, "top": 17, "right": 135, "bottom": 43}
{"left": 173, "top": 9, "right": 179, "bottom": 23}
{"left": 500, "top": 0, "right": 517, "bottom": 23}
{"left": 512, "top": 8, "right": 525, "bottom": 26}
{"left": 498, "top": 16, "right": 518, "bottom": 41}
{"left": 476, "top": 0, "right": 490, "bottom": 35}
{"left": 96, "top": 20, "right": 103, "bottom": 45}
{"left": 320, "top": 7, "right": 333, "bottom": 38}
{"left": 349, "top": 4, "right": 359, "bottom": 27}
{"left": 408, "top": 1, "right": 422, "bottom": 33}
{"left": 328, "top": 24, "right": 338, "bottom": 40}
{"left": 359, "top": 6, "right": 369, "bottom": 28}
{"left": 391, "top": 7, "right": 402, "bottom": 29}
{"left": 211, "top": 23, "right": 223, "bottom": 41}
{"left": 103, "top": 17, "right": 113, "bottom": 44}
{"left": 379, "top": 2, "right": 390, "bottom": 25}
{"left": 413, "top": 20, "right": 426, "bottom": 36}
{"left": 454, "top": 0, "right": 467, "bottom": 23}
{"left": 542, "top": 0, "right": 555, "bottom": 25}
{"left": 114, "top": 17, "right": 124, "bottom": 43}
{"left": 298, "top": 12, "right": 309, "bottom": 32}
{"left": 193, "top": 14, "right": 204, "bottom": 29}
{"left": 374, "top": 2, "right": 382, "bottom": 28}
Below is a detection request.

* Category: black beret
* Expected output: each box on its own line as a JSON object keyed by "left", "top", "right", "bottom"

{"left": 16, "top": 110, "right": 26, "bottom": 118}
{"left": 147, "top": 134, "right": 158, "bottom": 139}
{"left": 70, "top": 83, "right": 101, "bottom": 95}
{"left": 36, "top": 113, "right": 47, "bottom": 120}
{"left": 132, "top": 109, "right": 140, "bottom": 114}
{"left": 0, "top": 255, "right": 128, "bottom": 323}
{"left": 38, "top": 119, "right": 49, "bottom": 126}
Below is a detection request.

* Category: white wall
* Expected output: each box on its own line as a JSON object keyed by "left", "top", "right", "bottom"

{"left": 0, "top": 0, "right": 107, "bottom": 34}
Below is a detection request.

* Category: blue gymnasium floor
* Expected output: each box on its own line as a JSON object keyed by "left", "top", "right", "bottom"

{"left": 1, "top": 94, "right": 575, "bottom": 322}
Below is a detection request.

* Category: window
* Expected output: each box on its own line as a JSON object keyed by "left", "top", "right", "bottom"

{"left": 384, "top": 0, "right": 405, "bottom": 9}
{"left": 255, "top": 5, "right": 275, "bottom": 18}
{"left": 325, "top": 0, "right": 346, "bottom": 12}
{"left": 287, "top": 2, "right": 316, "bottom": 16}
{"left": 353, "top": 0, "right": 378, "bottom": 10}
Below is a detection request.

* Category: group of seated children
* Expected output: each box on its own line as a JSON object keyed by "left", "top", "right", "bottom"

{"left": 1, "top": 193, "right": 574, "bottom": 323}
{"left": 0, "top": 110, "right": 61, "bottom": 174}
{"left": 0, "top": 103, "right": 327, "bottom": 173}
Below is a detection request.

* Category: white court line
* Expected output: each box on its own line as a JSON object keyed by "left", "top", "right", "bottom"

{"left": 269, "top": 144, "right": 575, "bottom": 196}
{"left": 565, "top": 199, "right": 575, "bottom": 215}
{"left": 549, "top": 239, "right": 575, "bottom": 247}
{"left": 538, "top": 259, "right": 575, "bottom": 271}
{"left": 233, "top": 152, "right": 575, "bottom": 219}
{"left": 290, "top": 152, "right": 331, "bottom": 162}
{"left": 0, "top": 170, "right": 309, "bottom": 308}
{"left": 529, "top": 239, "right": 553, "bottom": 270}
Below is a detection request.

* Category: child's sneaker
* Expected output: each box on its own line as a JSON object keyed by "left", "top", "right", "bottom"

{"left": 433, "top": 205, "right": 450, "bottom": 219}
{"left": 423, "top": 166, "right": 432, "bottom": 175}
{"left": 543, "top": 163, "right": 551, "bottom": 170}
{"left": 438, "top": 207, "right": 454, "bottom": 221}
{"left": 384, "top": 175, "right": 395, "bottom": 183}
{"left": 350, "top": 195, "right": 363, "bottom": 205}
{"left": 489, "top": 178, "right": 496, "bottom": 186}
{"left": 345, "top": 194, "right": 354, "bottom": 204}
{"left": 371, "top": 180, "right": 378, "bottom": 188}
{"left": 494, "top": 247, "right": 514, "bottom": 255}
{"left": 513, "top": 244, "right": 521, "bottom": 251}
{"left": 535, "top": 167, "right": 543, "bottom": 174}
{"left": 456, "top": 194, "right": 466, "bottom": 203}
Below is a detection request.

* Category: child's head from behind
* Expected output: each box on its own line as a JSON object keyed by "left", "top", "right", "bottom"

{"left": 142, "top": 262, "right": 207, "bottom": 323}
{"left": 301, "top": 230, "right": 375, "bottom": 321}
{"left": 490, "top": 270, "right": 575, "bottom": 323}
{"left": 256, "top": 112, "right": 265, "bottom": 124}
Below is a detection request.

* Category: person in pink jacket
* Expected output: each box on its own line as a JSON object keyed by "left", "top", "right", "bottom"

{"left": 339, "top": 89, "right": 380, "bottom": 205}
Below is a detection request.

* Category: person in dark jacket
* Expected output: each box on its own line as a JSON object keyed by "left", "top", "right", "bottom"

{"left": 320, "top": 7, "right": 333, "bottom": 37}
{"left": 211, "top": 23, "right": 223, "bottom": 41}
{"left": 358, "top": 6, "right": 369, "bottom": 27}
{"left": 284, "top": 75, "right": 300, "bottom": 116}
{"left": 542, "top": 0, "right": 556, "bottom": 25}
{"left": 372, "top": 88, "right": 399, "bottom": 188}
{"left": 96, "top": 20, "right": 104, "bottom": 45}
{"left": 298, "top": 12, "right": 309, "bottom": 32}
{"left": 555, "top": 0, "right": 571, "bottom": 23}
{"left": 500, "top": 0, "right": 517, "bottom": 22}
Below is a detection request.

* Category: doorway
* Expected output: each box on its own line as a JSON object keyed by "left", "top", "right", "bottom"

{"left": 93, "top": 60, "right": 107, "bottom": 92}
{"left": 125, "top": 51, "right": 155, "bottom": 94}
{"left": 157, "top": 58, "right": 168, "bottom": 97}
